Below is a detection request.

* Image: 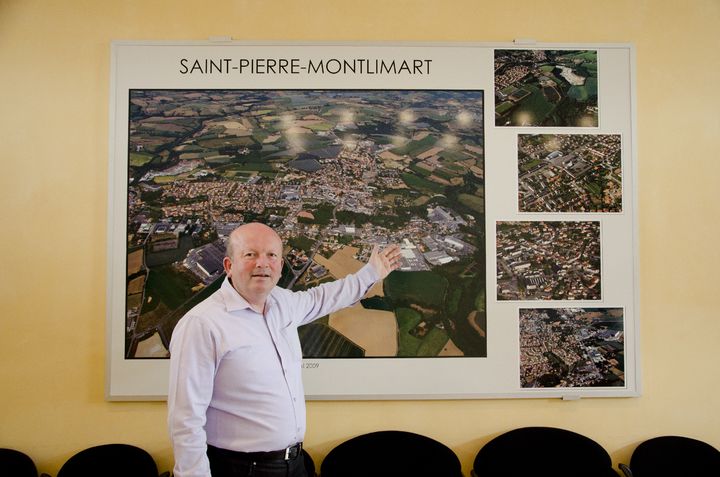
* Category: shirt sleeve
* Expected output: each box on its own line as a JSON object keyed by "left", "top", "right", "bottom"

{"left": 168, "top": 314, "right": 217, "bottom": 477}
{"left": 289, "top": 262, "right": 381, "bottom": 326}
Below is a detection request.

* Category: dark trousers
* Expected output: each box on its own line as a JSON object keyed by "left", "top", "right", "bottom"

{"left": 207, "top": 445, "right": 309, "bottom": 477}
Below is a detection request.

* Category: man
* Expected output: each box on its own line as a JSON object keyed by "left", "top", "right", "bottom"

{"left": 168, "top": 222, "right": 401, "bottom": 477}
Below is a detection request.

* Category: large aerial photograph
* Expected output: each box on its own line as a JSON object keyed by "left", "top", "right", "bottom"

{"left": 125, "top": 89, "right": 487, "bottom": 360}
{"left": 494, "top": 49, "right": 598, "bottom": 127}
{"left": 519, "top": 307, "right": 625, "bottom": 388}
{"left": 518, "top": 133, "right": 622, "bottom": 213}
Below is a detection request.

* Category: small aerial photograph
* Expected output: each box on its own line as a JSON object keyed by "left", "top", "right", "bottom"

{"left": 519, "top": 307, "right": 625, "bottom": 388}
{"left": 494, "top": 49, "right": 598, "bottom": 127}
{"left": 518, "top": 133, "right": 622, "bottom": 213}
{"left": 125, "top": 89, "right": 487, "bottom": 359}
{"left": 496, "top": 221, "right": 601, "bottom": 301}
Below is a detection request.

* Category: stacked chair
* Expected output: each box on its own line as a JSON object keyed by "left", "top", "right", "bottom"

{"left": 302, "top": 448, "right": 317, "bottom": 477}
{"left": 320, "top": 430, "right": 462, "bottom": 477}
{"left": 0, "top": 448, "right": 40, "bottom": 477}
{"left": 471, "top": 426, "right": 619, "bottom": 477}
{"left": 618, "top": 435, "right": 720, "bottom": 476}
{"left": 56, "top": 443, "right": 170, "bottom": 477}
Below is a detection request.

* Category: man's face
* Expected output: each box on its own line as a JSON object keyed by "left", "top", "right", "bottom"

{"left": 223, "top": 224, "right": 283, "bottom": 304}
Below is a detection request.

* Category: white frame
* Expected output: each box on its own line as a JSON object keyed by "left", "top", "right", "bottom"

{"left": 106, "top": 40, "right": 639, "bottom": 400}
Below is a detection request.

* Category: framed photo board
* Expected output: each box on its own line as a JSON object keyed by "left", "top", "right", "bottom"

{"left": 107, "top": 40, "right": 638, "bottom": 400}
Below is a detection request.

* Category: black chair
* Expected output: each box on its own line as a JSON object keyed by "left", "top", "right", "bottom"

{"left": 320, "top": 430, "right": 462, "bottom": 477}
{"left": 618, "top": 435, "right": 720, "bottom": 476}
{"left": 471, "top": 426, "right": 618, "bottom": 477}
{"left": 56, "top": 443, "right": 169, "bottom": 477}
{"left": 0, "top": 448, "right": 38, "bottom": 477}
{"left": 302, "top": 448, "right": 317, "bottom": 477}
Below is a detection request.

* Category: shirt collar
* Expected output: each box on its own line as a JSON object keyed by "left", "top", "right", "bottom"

{"left": 220, "top": 276, "right": 276, "bottom": 313}
{"left": 220, "top": 276, "right": 253, "bottom": 312}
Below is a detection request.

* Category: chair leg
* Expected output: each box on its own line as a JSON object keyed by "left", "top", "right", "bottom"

{"left": 618, "top": 463, "right": 633, "bottom": 477}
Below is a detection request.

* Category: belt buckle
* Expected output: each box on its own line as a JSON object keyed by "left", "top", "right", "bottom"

{"left": 285, "top": 443, "right": 300, "bottom": 460}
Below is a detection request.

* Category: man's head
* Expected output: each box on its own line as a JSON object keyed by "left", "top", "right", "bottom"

{"left": 223, "top": 223, "right": 284, "bottom": 308}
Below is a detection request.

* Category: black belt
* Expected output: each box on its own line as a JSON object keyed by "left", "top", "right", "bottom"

{"left": 208, "top": 442, "right": 302, "bottom": 461}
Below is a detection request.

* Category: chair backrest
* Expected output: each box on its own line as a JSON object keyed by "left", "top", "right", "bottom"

{"left": 627, "top": 435, "right": 720, "bottom": 476}
{"left": 302, "top": 448, "right": 317, "bottom": 477}
{"left": 320, "top": 430, "right": 462, "bottom": 477}
{"left": 57, "top": 443, "right": 159, "bottom": 477}
{"left": 0, "top": 448, "right": 38, "bottom": 477}
{"left": 472, "top": 426, "right": 617, "bottom": 477}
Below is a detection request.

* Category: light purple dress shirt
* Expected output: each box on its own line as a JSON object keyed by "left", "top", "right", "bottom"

{"left": 168, "top": 263, "right": 379, "bottom": 477}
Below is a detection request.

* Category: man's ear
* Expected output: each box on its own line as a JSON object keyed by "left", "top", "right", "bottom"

{"left": 222, "top": 256, "right": 233, "bottom": 276}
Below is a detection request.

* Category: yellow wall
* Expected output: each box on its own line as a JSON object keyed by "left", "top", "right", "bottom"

{"left": 1, "top": 0, "right": 718, "bottom": 475}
